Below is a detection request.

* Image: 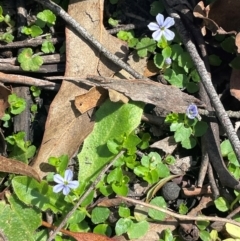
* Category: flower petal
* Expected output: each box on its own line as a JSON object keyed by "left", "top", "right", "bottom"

{"left": 163, "top": 17, "right": 175, "bottom": 28}
{"left": 156, "top": 13, "right": 164, "bottom": 26}
{"left": 152, "top": 29, "right": 163, "bottom": 41}
{"left": 64, "top": 169, "right": 73, "bottom": 182}
{"left": 53, "top": 183, "right": 64, "bottom": 193}
{"left": 147, "top": 22, "right": 160, "bottom": 31}
{"left": 53, "top": 174, "right": 64, "bottom": 184}
{"left": 62, "top": 186, "right": 71, "bottom": 195}
{"left": 163, "top": 29, "right": 175, "bottom": 41}
{"left": 67, "top": 180, "right": 79, "bottom": 189}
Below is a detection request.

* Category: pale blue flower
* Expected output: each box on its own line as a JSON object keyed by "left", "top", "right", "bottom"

{"left": 147, "top": 13, "right": 175, "bottom": 41}
{"left": 53, "top": 169, "right": 79, "bottom": 195}
{"left": 186, "top": 104, "right": 198, "bottom": 119}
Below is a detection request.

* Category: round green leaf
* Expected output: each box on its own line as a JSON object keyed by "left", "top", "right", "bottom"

{"left": 148, "top": 196, "right": 166, "bottom": 221}
{"left": 115, "top": 218, "right": 133, "bottom": 236}
{"left": 91, "top": 207, "right": 110, "bottom": 224}
{"left": 127, "top": 221, "right": 149, "bottom": 239}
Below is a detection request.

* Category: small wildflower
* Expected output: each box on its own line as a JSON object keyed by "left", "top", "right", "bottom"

{"left": 53, "top": 169, "right": 79, "bottom": 195}
{"left": 164, "top": 57, "right": 172, "bottom": 66}
{"left": 147, "top": 13, "right": 175, "bottom": 42}
{"left": 186, "top": 104, "right": 198, "bottom": 119}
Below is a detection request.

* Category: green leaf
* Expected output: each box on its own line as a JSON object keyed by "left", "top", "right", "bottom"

{"left": 193, "top": 121, "right": 208, "bottom": 137}
{"left": 199, "top": 230, "right": 211, "bottom": 241}
{"left": 221, "top": 36, "right": 235, "bottom": 53}
{"left": 225, "top": 223, "right": 240, "bottom": 239}
{"left": 30, "top": 86, "right": 41, "bottom": 97}
{"left": 115, "top": 218, "right": 133, "bottom": 236}
{"left": 8, "top": 93, "right": 26, "bottom": 115}
{"left": 181, "top": 136, "right": 196, "bottom": 149}
{"left": 179, "top": 203, "right": 188, "bottom": 215}
{"left": 230, "top": 56, "right": 240, "bottom": 70}
{"left": 148, "top": 196, "right": 166, "bottom": 221}
{"left": 108, "top": 17, "right": 118, "bottom": 27}
{"left": 197, "top": 219, "right": 210, "bottom": 231}
{"left": 117, "top": 30, "right": 134, "bottom": 42}
{"left": 177, "top": 52, "right": 194, "bottom": 73}
{"left": 1, "top": 32, "right": 14, "bottom": 43}
{"left": 78, "top": 100, "right": 143, "bottom": 189}
{"left": 136, "top": 37, "right": 156, "bottom": 57}
{"left": 174, "top": 125, "right": 192, "bottom": 143}
{"left": 214, "top": 196, "right": 230, "bottom": 212}
{"left": 67, "top": 209, "right": 86, "bottom": 224}
{"left": 127, "top": 221, "right": 149, "bottom": 239}
{"left": 154, "top": 53, "right": 164, "bottom": 68}
{"left": 190, "top": 69, "right": 201, "bottom": 82}
{"left": 21, "top": 25, "right": 43, "bottom": 38}
{"left": 93, "top": 224, "right": 111, "bottom": 236}
{"left": 36, "top": 10, "right": 56, "bottom": 27}
{"left": 186, "top": 82, "right": 199, "bottom": 93}
{"left": 0, "top": 194, "right": 41, "bottom": 241}
{"left": 171, "top": 44, "right": 184, "bottom": 60}
{"left": 220, "top": 139, "right": 233, "bottom": 157}
{"left": 12, "top": 176, "right": 67, "bottom": 213}
{"left": 162, "top": 46, "right": 172, "bottom": 59}
{"left": 17, "top": 48, "right": 43, "bottom": 71}
{"left": 109, "top": 0, "right": 118, "bottom": 4}
{"left": 163, "top": 69, "right": 187, "bottom": 88}
{"left": 149, "top": 1, "right": 164, "bottom": 16}
{"left": 119, "top": 206, "right": 131, "bottom": 218}
{"left": 209, "top": 54, "right": 222, "bottom": 66}
{"left": 91, "top": 207, "right": 110, "bottom": 224}
{"left": 107, "top": 167, "right": 123, "bottom": 184}
{"left": 41, "top": 40, "right": 55, "bottom": 53}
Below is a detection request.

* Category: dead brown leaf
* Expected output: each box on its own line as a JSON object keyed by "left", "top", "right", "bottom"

{"left": 75, "top": 86, "right": 108, "bottom": 113}
{"left": 0, "top": 156, "right": 40, "bottom": 181}
{"left": 32, "top": 0, "right": 127, "bottom": 179}
{"left": 150, "top": 136, "right": 177, "bottom": 154}
{"left": 108, "top": 89, "right": 129, "bottom": 103}
{"left": 0, "top": 84, "right": 10, "bottom": 119}
{"left": 230, "top": 69, "right": 240, "bottom": 101}
{"left": 42, "top": 221, "right": 116, "bottom": 241}
{"left": 86, "top": 76, "right": 204, "bottom": 113}
{"left": 193, "top": 0, "right": 239, "bottom": 36}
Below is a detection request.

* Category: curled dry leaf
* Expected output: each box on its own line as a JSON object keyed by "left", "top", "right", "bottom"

{"left": 150, "top": 136, "right": 177, "bottom": 154}
{"left": 230, "top": 69, "right": 240, "bottom": 101}
{"left": 75, "top": 86, "right": 108, "bottom": 114}
{"left": 0, "top": 156, "right": 40, "bottom": 182}
{"left": 193, "top": 0, "right": 239, "bottom": 36}
{"left": 108, "top": 89, "right": 129, "bottom": 103}
{"left": 0, "top": 84, "right": 10, "bottom": 119}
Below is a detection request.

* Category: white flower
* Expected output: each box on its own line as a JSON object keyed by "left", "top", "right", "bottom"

{"left": 53, "top": 169, "right": 79, "bottom": 195}
{"left": 147, "top": 13, "right": 175, "bottom": 41}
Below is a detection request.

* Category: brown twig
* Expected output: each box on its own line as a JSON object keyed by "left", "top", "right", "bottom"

{"left": 118, "top": 196, "right": 240, "bottom": 227}
{"left": 0, "top": 72, "right": 60, "bottom": 90}
{"left": 207, "top": 162, "right": 220, "bottom": 199}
